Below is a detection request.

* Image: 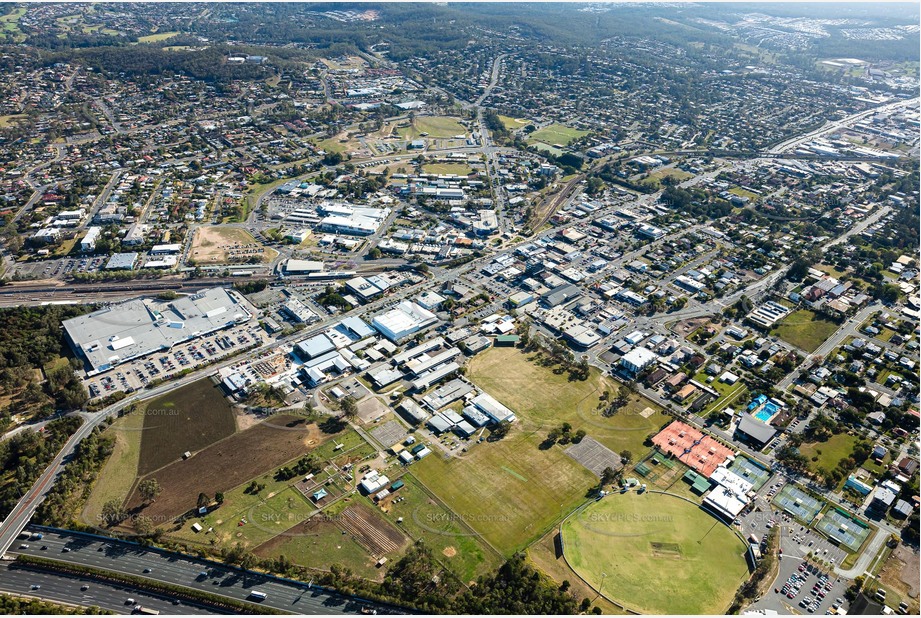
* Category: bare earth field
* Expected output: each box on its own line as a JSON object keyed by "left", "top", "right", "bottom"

{"left": 189, "top": 225, "right": 279, "bottom": 265}
{"left": 137, "top": 379, "right": 237, "bottom": 475}
{"left": 126, "top": 416, "right": 323, "bottom": 520}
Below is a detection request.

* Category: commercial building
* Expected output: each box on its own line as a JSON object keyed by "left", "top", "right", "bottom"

{"left": 63, "top": 288, "right": 252, "bottom": 375}
{"left": 105, "top": 252, "right": 139, "bottom": 271}
{"left": 318, "top": 203, "right": 390, "bottom": 236}
{"left": 747, "top": 301, "right": 791, "bottom": 328}
{"left": 620, "top": 347, "right": 658, "bottom": 375}
{"left": 81, "top": 226, "right": 101, "bottom": 252}
{"left": 283, "top": 259, "right": 325, "bottom": 275}
{"left": 372, "top": 301, "right": 438, "bottom": 342}
{"left": 735, "top": 413, "right": 777, "bottom": 448}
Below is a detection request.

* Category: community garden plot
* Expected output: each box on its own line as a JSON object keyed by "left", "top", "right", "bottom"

{"left": 370, "top": 420, "right": 408, "bottom": 449}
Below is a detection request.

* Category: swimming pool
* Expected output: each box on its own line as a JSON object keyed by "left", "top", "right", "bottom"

{"left": 754, "top": 401, "right": 779, "bottom": 423}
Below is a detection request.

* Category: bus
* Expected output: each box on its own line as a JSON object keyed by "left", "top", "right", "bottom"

{"left": 248, "top": 591, "right": 267, "bottom": 601}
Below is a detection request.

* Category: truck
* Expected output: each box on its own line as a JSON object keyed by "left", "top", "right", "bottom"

{"left": 248, "top": 591, "right": 267, "bottom": 601}
{"left": 134, "top": 607, "right": 160, "bottom": 615}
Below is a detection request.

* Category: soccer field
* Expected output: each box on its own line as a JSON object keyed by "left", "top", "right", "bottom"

{"left": 561, "top": 492, "right": 749, "bottom": 614}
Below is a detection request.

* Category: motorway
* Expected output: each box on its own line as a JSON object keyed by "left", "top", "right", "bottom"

{"left": 767, "top": 97, "right": 919, "bottom": 154}
{"left": 0, "top": 562, "right": 224, "bottom": 615}
{"left": 6, "top": 529, "right": 391, "bottom": 615}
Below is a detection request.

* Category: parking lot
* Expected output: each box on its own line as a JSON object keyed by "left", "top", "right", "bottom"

{"left": 85, "top": 323, "right": 267, "bottom": 399}
{"left": 15, "top": 255, "right": 107, "bottom": 279}
{"left": 738, "top": 474, "right": 851, "bottom": 615}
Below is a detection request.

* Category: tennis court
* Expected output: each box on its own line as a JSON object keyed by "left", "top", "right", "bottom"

{"left": 814, "top": 508, "right": 871, "bottom": 552}
{"left": 633, "top": 450, "right": 688, "bottom": 490}
{"left": 773, "top": 485, "right": 823, "bottom": 523}
{"left": 728, "top": 456, "right": 771, "bottom": 491}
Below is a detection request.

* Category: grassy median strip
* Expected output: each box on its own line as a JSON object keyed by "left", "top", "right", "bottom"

{"left": 14, "top": 555, "right": 286, "bottom": 614}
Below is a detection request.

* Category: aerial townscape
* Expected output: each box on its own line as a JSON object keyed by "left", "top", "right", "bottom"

{"left": 0, "top": 2, "right": 918, "bottom": 616}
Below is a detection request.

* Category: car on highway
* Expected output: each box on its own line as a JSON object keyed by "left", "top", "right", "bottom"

{"left": 81, "top": 585, "right": 89, "bottom": 591}
{"left": 19, "top": 544, "right": 29, "bottom": 549}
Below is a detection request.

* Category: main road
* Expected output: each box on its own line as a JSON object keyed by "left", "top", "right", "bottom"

{"left": 6, "top": 529, "right": 397, "bottom": 615}
{"left": 0, "top": 561, "right": 224, "bottom": 615}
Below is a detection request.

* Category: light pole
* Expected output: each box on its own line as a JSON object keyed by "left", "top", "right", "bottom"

{"left": 597, "top": 571, "right": 607, "bottom": 602}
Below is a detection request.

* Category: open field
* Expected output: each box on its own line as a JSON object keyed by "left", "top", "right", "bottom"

{"left": 254, "top": 501, "right": 382, "bottom": 581}
{"left": 798, "top": 433, "right": 859, "bottom": 476}
{"left": 0, "top": 114, "right": 26, "bottom": 128}
{"left": 816, "top": 263, "right": 848, "bottom": 279}
{"left": 771, "top": 309, "right": 840, "bottom": 353}
{"left": 320, "top": 56, "right": 367, "bottom": 71}
{"left": 126, "top": 415, "right": 328, "bottom": 520}
{"left": 561, "top": 492, "right": 749, "bottom": 614}
{"left": 498, "top": 115, "right": 530, "bottom": 131}
{"left": 527, "top": 530, "right": 626, "bottom": 615}
{"left": 645, "top": 167, "right": 694, "bottom": 186}
{"left": 412, "top": 429, "right": 597, "bottom": 556}
{"left": 527, "top": 123, "right": 589, "bottom": 147}
{"left": 163, "top": 427, "right": 372, "bottom": 548}
{"left": 81, "top": 411, "right": 144, "bottom": 528}
{"left": 189, "top": 225, "right": 279, "bottom": 265}
{"left": 467, "top": 346, "right": 670, "bottom": 457}
{"left": 137, "top": 31, "right": 179, "bottom": 43}
{"left": 728, "top": 186, "right": 762, "bottom": 201}
{"left": 422, "top": 163, "right": 473, "bottom": 176}
{"left": 381, "top": 473, "right": 501, "bottom": 583}
{"left": 137, "top": 379, "right": 236, "bottom": 475}
{"left": 0, "top": 7, "right": 26, "bottom": 39}
{"left": 874, "top": 544, "right": 920, "bottom": 615}
{"left": 396, "top": 116, "right": 466, "bottom": 140}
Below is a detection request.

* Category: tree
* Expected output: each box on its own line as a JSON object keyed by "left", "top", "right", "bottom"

{"left": 787, "top": 257, "right": 811, "bottom": 281}
{"left": 197, "top": 492, "right": 211, "bottom": 509}
{"left": 490, "top": 421, "right": 511, "bottom": 440}
{"left": 340, "top": 395, "right": 358, "bottom": 420}
{"left": 600, "top": 467, "right": 619, "bottom": 486}
{"left": 101, "top": 499, "right": 127, "bottom": 527}
{"left": 138, "top": 478, "right": 161, "bottom": 504}
{"left": 620, "top": 450, "right": 633, "bottom": 464}
{"left": 215, "top": 492, "right": 224, "bottom": 505}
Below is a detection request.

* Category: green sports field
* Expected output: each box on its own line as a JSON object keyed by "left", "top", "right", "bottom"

{"left": 467, "top": 346, "right": 669, "bottom": 457}
{"left": 771, "top": 309, "right": 840, "bottom": 353}
{"left": 412, "top": 429, "right": 597, "bottom": 556}
{"left": 562, "top": 492, "right": 749, "bottom": 614}
{"left": 526, "top": 123, "right": 589, "bottom": 147}
{"left": 397, "top": 116, "right": 466, "bottom": 139}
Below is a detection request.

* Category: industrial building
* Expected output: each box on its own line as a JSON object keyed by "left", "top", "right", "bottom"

{"left": 63, "top": 288, "right": 253, "bottom": 375}
{"left": 372, "top": 301, "right": 438, "bottom": 342}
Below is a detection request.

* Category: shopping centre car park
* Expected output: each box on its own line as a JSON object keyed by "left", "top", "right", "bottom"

{"left": 85, "top": 323, "right": 267, "bottom": 399}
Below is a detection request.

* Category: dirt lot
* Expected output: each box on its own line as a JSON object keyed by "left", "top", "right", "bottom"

{"left": 137, "top": 379, "right": 237, "bottom": 475}
{"left": 126, "top": 415, "right": 323, "bottom": 520}
{"left": 337, "top": 503, "right": 408, "bottom": 557}
{"left": 879, "top": 544, "right": 920, "bottom": 613}
{"left": 189, "top": 225, "right": 278, "bottom": 265}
